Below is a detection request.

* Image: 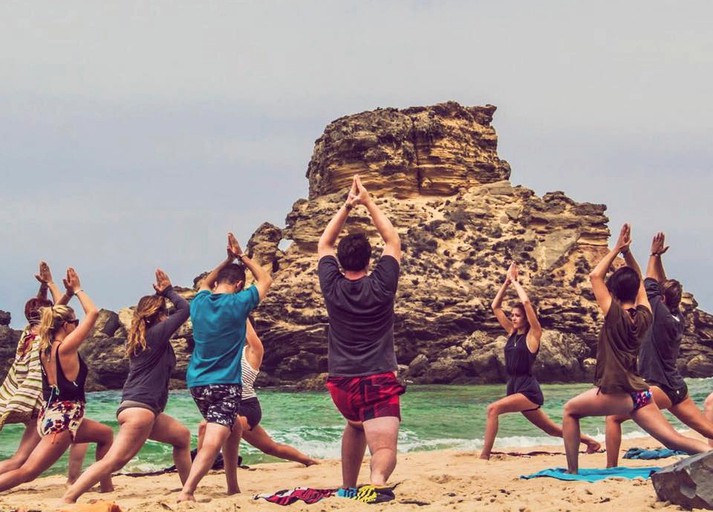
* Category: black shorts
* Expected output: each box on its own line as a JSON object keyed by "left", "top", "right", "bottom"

{"left": 240, "top": 397, "right": 262, "bottom": 430}
{"left": 649, "top": 381, "right": 689, "bottom": 407}
{"left": 190, "top": 384, "right": 242, "bottom": 430}
{"left": 507, "top": 374, "right": 544, "bottom": 408}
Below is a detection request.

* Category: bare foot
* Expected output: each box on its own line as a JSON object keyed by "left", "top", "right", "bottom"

{"left": 583, "top": 439, "right": 602, "bottom": 454}
{"left": 479, "top": 453, "right": 491, "bottom": 461}
{"left": 227, "top": 487, "right": 241, "bottom": 496}
{"left": 304, "top": 459, "right": 320, "bottom": 467}
{"left": 177, "top": 492, "right": 196, "bottom": 502}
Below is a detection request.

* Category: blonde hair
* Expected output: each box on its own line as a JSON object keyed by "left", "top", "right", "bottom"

{"left": 38, "top": 305, "right": 75, "bottom": 355}
{"left": 127, "top": 295, "right": 166, "bottom": 357}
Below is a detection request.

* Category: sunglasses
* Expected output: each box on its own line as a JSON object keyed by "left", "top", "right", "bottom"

{"left": 65, "top": 318, "right": 79, "bottom": 326}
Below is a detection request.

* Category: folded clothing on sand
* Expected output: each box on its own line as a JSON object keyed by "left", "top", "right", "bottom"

{"left": 623, "top": 447, "right": 687, "bottom": 460}
{"left": 521, "top": 467, "right": 661, "bottom": 482}
{"left": 254, "top": 487, "right": 337, "bottom": 505}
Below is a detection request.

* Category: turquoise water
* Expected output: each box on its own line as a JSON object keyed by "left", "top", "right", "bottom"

{"left": 1, "top": 379, "right": 711, "bottom": 476}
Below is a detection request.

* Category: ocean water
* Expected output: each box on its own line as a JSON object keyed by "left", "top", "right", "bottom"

{"left": 1, "top": 379, "right": 711, "bottom": 476}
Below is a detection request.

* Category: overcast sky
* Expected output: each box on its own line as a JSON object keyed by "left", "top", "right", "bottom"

{"left": 2, "top": 1, "right": 712, "bottom": 328}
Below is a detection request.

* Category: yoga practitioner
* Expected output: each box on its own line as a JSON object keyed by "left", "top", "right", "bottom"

{"left": 178, "top": 233, "right": 272, "bottom": 502}
{"left": 318, "top": 175, "right": 403, "bottom": 503}
{"left": 481, "top": 263, "right": 600, "bottom": 460}
{"left": 0, "top": 262, "right": 88, "bottom": 484}
{"left": 562, "top": 224, "right": 711, "bottom": 474}
{"left": 197, "top": 319, "right": 318, "bottom": 467}
{"left": 605, "top": 233, "right": 713, "bottom": 466}
{"left": 0, "top": 268, "right": 113, "bottom": 493}
{"left": 706, "top": 393, "right": 713, "bottom": 448}
{"left": 64, "top": 269, "right": 192, "bottom": 503}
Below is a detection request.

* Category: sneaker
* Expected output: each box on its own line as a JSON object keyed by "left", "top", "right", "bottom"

{"left": 354, "top": 484, "right": 395, "bottom": 504}
{"left": 337, "top": 487, "right": 358, "bottom": 498}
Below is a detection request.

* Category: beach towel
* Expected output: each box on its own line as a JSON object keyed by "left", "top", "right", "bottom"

{"left": 254, "top": 487, "right": 337, "bottom": 505}
{"left": 0, "top": 329, "right": 44, "bottom": 429}
{"left": 623, "top": 447, "right": 687, "bottom": 460}
{"left": 521, "top": 466, "right": 660, "bottom": 482}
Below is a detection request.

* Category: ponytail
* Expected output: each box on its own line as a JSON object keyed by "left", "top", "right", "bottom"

{"left": 127, "top": 295, "right": 166, "bottom": 357}
{"left": 38, "top": 305, "right": 74, "bottom": 355}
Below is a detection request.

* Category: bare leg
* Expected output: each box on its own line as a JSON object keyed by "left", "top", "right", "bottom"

{"left": 0, "top": 423, "right": 41, "bottom": 475}
{"left": 0, "top": 432, "right": 71, "bottom": 492}
{"left": 66, "top": 443, "right": 89, "bottom": 485}
{"left": 363, "top": 416, "right": 399, "bottom": 486}
{"left": 480, "top": 393, "right": 543, "bottom": 460}
{"left": 64, "top": 409, "right": 153, "bottom": 503}
{"left": 522, "top": 408, "right": 601, "bottom": 453}
{"left": 341, "top": 420, "right": 366, "bottom": 488}
{"left": 604, "top": 414, "right": 628, "bottom": 467}
{"left": 705, "top": 393, "right": 713, "bottom": 448}
{"left": 149, "top": 413, "right": 192, "bottom": 485}
{"left": 222, "top": 417, "right": 242, "bottom": 495}
{"left": 72, "top": 418, "right": 115, "bottom": 493}
{"left": 631, "top": 402, "right": 712, "bottom": 454}
{"left": 178, "top": 422, "right": 230, "bottom": 502}
{"left": 242, "top": 423, "right": 318, "bottom": 466}
{"left": 563, "top": 388, "right": 635, "bottom": 474}
{"left": 669, "top": 396, "right": 713, "bottom": 441}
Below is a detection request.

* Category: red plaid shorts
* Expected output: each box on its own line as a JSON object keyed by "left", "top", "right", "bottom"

{"left": 326, "top": 372, "right": 406, "bottom": 422}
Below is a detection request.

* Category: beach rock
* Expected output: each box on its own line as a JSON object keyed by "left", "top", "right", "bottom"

{"left": 0, "top": 310, "right": 10, "bottom": 326}
{"left": 651, "top": 451, "right": 713, "bottom": 510}
{"left": 2, "top": 101, "right": 713, "bottom": 388}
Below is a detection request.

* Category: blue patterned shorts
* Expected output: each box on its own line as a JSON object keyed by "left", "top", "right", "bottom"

{"left": 190, "top": 384, "right": 241, "bottom": 429}
{"left": 630, "top": 389, "right": 653, "bottom": 412}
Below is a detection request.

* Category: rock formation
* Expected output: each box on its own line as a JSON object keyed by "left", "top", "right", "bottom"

{"left": 2, "top": 101, "right": 713, "bottom": 390}
{"left": 652, "top": 451, "right": 713, "bottom": 509}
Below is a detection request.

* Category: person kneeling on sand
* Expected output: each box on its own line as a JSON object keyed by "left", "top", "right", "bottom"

{"left": 562, "top": 224, "right": 711, "bottom": 474}
{"left": 318, "top": 175, "right": 404, "bottom": 504}
{"left": 178, "top": 233, "right": 272, "bottom": 502}
{"left": 481, "top": 262, "right": 600, "bottom": 460}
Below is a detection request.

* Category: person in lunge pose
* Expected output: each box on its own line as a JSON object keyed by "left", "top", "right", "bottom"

{"left": 562, "top": 224, "right": 711, "bottom": 474}
{"left": 318, "top": 175, "right": 403, "bottom": 504}
{"left": 0, "top": 262, "right": 88, "bottom": 484}
{"left": 178, "top": 233, "right": 272, "bottom": 502}
{"left": 481, "top": 263, "right": 601, "bottom": 460}
{"left": 605, "top": 233, "right": 713, "bottom": 466}
{"left": 197, "top": 319, "right": 318, "bottom": 467}
{"left": 64, "top": 269, "right": 192, "bottom": 503}
{"left": 0, "top": 268, "right": 113, "bottom": 493}
{"left": 706, "top": 393, "right": 713, "bottom": 448}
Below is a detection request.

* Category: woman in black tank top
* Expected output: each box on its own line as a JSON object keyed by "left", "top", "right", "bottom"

{"left": 480, "top": 263, "right": 601, "bottom": 460}
{"left": 0, "top": 268, "right": 114, "bottom": 493}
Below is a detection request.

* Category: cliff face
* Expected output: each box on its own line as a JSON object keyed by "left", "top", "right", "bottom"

{"left": 2, "top": 101, "right": 712, "bottom": 390}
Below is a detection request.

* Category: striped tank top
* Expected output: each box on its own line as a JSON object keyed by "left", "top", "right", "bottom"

{"left": 241, "top": 349, "right": 259, "bottom": 400}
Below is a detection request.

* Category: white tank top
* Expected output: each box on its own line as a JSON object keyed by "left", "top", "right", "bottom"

{"left": 241, "top": 349, "right": 259, "bottom": 400}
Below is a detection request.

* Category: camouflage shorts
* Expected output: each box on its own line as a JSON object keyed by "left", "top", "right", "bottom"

{"left": 190, "top": 384, "right": 242, "bottom": 429}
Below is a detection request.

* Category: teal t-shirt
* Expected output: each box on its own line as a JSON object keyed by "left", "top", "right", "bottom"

{"left": 186, "top": 285, "right": 260, "bottom": 388}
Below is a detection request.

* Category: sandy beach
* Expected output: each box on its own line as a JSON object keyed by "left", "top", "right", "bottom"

{"left": 0, "top": 434, "right": 700, "bottom": 512}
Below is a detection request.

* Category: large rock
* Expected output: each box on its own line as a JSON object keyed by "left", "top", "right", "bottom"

{"left": 2, "top": 101, "right": 713, "bottom": 388}
{"left": 652, "top": 451, "right": 713, "bottom": 510}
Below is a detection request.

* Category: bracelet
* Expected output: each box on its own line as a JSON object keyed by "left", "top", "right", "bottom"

{"left": 620, "top": 248, "right": 629, "bottom": 255}
{"left": 74, "top": 289, "right": 84, "bottom": 295}
{"left": 650, "top": 252, "right": 660, "bottom": 257}
{"left": 345, "top": 203, "right": 353, "bottom": 211}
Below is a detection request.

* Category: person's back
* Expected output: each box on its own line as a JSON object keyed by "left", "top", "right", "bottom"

{"left": 317, "top": 175, "right": 403, "bottom": 503}
{"left": 319, "top": 254, "right": 399, "bottom": 377}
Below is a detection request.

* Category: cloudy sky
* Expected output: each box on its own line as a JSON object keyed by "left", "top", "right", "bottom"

{"left": 1, "top": 1, "right": 712, "bottom": 327}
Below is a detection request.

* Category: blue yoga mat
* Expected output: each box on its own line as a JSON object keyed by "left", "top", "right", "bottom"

{"left": 521, "top": 467, "right": 660, "bottom": 482}
{"left": 623, "top": 447, "right": 687, "bottom": 460}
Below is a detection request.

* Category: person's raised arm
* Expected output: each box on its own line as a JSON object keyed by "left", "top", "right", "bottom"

{"left": 508, "top": 264, "right": 542, "bottom": 352}
{"left": 491, "top": 265, "right": 513, "bottom": 334}
{"left": 198, "top": 243, "right": 236, "bottom": 292}
{"left": 590, "top": 224, "right": 631, "bottom": 316}
{"left": 317, "top": 177, "right": 358, "bottom": 260}
{"left": 353, "top": 175, "right": 401, "bottom": 262}
{"left": 59, "top": 268, "right": 99, "bottom": 355}
{"left": 244, "top": 319, "right": 264, "bottom": 370}
{"left": 229, "top": 233, "right": 272, "bottom": 301}
{"left": 150, "top": 269, "right": 190, "bottom": 341}
{"left": 35, "top": 261, "right": 72, "bottom": 305}
{"left": 646, "top": 232, "right": 668, "bottom": 282}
